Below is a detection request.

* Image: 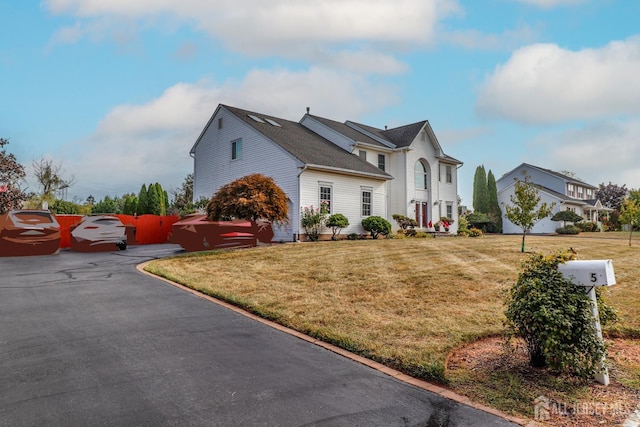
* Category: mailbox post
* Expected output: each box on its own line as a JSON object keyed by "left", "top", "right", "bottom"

{"left": 558, "top": 260, "right": 616, "bottom": 386}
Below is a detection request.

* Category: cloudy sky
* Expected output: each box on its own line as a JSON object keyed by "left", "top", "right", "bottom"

{"left": 1, "top": 0, "right": 639, "bottom": 206}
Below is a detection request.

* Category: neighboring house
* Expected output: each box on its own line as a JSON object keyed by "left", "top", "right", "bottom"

{"left": 191, "top": 104, "right": 462, "bottom": 241}
{"left": 497, "top": 163, "right": 610, "bottom": 234}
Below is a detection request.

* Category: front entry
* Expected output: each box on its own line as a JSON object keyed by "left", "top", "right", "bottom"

{"left": 415, "top": 202, "right": 428, "bottom": 228}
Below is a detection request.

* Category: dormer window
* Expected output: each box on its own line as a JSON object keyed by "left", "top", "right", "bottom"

{"left": 359, "top": 150, "right": 367, "bottom": 161}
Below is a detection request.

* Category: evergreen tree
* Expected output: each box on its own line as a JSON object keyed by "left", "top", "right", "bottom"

{"left": 487, "top": 170, "right": 502, "bottom": 232}
{"left": 147, "top": 183, "right": 162, "bottom": 215}
{"left": 137, "top": 184, "right": 148, "bottom": 214}
{"left": 472, "top": 165, "right": 489, "bottom": 213}
{"left": 163, "top": 190, "right": 169, "bottom": 216}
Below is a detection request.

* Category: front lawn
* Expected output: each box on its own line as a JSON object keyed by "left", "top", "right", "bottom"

{"left": 145, "top": 234, "right": 640, "bottom": 421}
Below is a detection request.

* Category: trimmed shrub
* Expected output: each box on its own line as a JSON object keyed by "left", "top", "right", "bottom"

{"left": 392, "top": 214, "right": 417, "bottom": 234}
{"left": 576, "top": 221, "right": 599, "bottom": 232}
{"left": 556, "top": 225, "right": 580, "bottom": 234}
{"left": 326, "top": 213, "right": 349, "bottom": 240}
{"left": 361, "top": 216, "right": 391, "bottom": 239}
{"left": 504, "top": 251, "right": 614, "bottom": 377}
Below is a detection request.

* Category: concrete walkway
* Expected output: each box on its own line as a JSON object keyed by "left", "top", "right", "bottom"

{"left": 0, "top": 244, "right": 522, "bottom": 426}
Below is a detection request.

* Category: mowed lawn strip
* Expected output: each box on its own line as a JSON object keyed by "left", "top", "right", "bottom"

{"left": 145, "top": 234, "right": 640, "bottom": 383}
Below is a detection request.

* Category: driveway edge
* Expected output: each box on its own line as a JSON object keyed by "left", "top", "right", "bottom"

{"left": 137, "top": 261, "right": 528, "bottom": 426}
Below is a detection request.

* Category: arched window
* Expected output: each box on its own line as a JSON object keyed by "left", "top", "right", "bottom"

{"left": 414, "top": 161, "right": 428, "bottom": 190}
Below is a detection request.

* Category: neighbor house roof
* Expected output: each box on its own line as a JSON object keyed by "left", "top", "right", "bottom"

{"left": 499, "top": 163, "right": 597, "bottom": 188}
{"left": 221, "top": 105, "right": 392, "bottom": 180}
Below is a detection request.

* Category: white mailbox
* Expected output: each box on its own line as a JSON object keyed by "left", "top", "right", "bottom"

{"left": 557, "top": 259, "right": 616, "bottom": 386}
{"left": 558, "top": 260, "right": 616, "bottom": 287}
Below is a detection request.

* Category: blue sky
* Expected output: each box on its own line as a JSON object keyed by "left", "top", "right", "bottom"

{"left": 1, "top": 0, "right": 639, "bottom": 207}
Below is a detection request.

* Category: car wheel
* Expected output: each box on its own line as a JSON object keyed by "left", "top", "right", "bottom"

{"left": 117, "top": 243, "right": 127, "bottom": 250}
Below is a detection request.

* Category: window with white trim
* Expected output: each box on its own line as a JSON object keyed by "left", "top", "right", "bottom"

{"left": 319, "top": 184, "right": 332, "bottom": 214}
{"left": 231, "top": 139, "right": 242, "bottom": 160}
{"left": 446, "top": 202, "right": 453, "bottom": 219}
{"left": 377, "top": 154, "right": 385, "bottom": 171}
{"left": 359, "top": 150, "right": 367, "bottom": 161}
{"left": 361, "top": 188, "right": 372, "bottom": 216}
{"left": 446, "top": 165, "right": 452, "bottom": 183}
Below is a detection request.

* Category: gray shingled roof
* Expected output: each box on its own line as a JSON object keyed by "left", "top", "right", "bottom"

{"left": 223, "top": 105, "right": 392, "bottom": 179}
{"left": 521, "top": 163, "right": 597, "bottom": 188}
{"left": 307, "top": 115, "right": 389, "bottom": 148}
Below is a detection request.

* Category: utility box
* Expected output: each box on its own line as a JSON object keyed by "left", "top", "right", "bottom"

{"left": 558, "top": 260, "right": 616, "bottom": 287}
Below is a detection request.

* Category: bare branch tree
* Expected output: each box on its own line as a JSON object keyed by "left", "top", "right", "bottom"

{"left": 32, "top": 157, "right": 76, "bottom": 200}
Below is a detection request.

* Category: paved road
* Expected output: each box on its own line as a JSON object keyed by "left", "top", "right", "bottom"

{"left": 0, "top": 245, "right": 518, "bottom": 426}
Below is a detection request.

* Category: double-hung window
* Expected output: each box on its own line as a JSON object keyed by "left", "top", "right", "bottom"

{"left": 446, "top": 165, "right": 452, "bottom": 183}
{"left": 361, "top": 187, "right": 372, "bottom": 216}
{"left": 319, "top": 184, "right": 332, "bottom": 214}
{"left": 378, "top": 154, "right": 385, "bottom": 171}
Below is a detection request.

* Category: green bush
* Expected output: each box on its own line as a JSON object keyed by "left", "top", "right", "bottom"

{"left": 457, "top": 215, "right": 470, "bottom": 236}
{"left": 556, "top": 225, "right": 580, "bottom": 234}
{"left": 504, "top": 251, "right": 614, "bottom": 377}
{"left": 361, "top": 216, "right": 391, "bottom": 239}
{"left": 346, "top": 233, "right": 358, "bottom": 240}
{"left": 301, "top": 205, "right": 328, "bottom": 241}
{"left": 576, "top": 221, "right": 599, "bottom": 232}
{"left": 326, "top": 213, "right": 349, "bottom": 240}
{"left": 50, "top": 200, "right": 79, "bottom": 214}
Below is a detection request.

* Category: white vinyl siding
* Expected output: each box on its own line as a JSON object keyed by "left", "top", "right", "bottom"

{"left": 299, "top": 170, "right": 386, "bottom": 236}
{"left": 192, "top": 108, "right": 301, "bottom": 242}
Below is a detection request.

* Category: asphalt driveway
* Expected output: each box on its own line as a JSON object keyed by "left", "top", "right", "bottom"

{"left": 0, "top": 244, "right": 519, "bottom": 426}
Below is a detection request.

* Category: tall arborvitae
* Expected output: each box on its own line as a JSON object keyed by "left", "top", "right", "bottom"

{"left": 473, "top": 165, "right": 489, "bottom": 213}
{"left": 147, "top": 183, "right": 163, "bottom": 215}
{"left": 487, "top": 170, "right": 503, "bottom": 232}
{"left": 163, "top": 190, "right": 169, "bottom": 216}
{"left": 136, "top": 184, "right": 148, "bottom": 215}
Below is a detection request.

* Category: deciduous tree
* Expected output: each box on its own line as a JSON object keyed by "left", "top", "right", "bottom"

{"left": 206, "top": 174, "right": 289, "bottom": 224}
{"left": 619, "top": 198, "right": 640, "bottom": 246}
{"left": 503, "top": 177, "right": 555, "bottom": 252}
{"left": 0, "top": 138, "right": 30, "bottom": 213}
{"left": 32, "top": 157, "right": 76, "bottom": 205}
{"left": 596, "top": 182, "right": 627, "bottom": 211}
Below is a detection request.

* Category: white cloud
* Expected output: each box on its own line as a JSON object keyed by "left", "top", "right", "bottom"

{"left": 45, "top": 0, "right": 459, "bottom": 74}
{"left": 63, "top": 68, "right": 399, "bottom": 200}
{"left": 526, "top": 119, "right": 640, "bottom": 189}
{"left": 476, "top": 36, "right": 640, "bottom": 124}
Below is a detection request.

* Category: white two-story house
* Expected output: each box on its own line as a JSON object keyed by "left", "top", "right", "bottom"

{"left": 190, "top": 104, "right": 462, "bottom": 241}
{"left": 497, "top": 163, "right": 610, "bottom": 234}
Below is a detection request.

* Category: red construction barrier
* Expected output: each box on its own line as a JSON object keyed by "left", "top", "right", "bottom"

{"left": 54, "top": 214, "right": 180, "bottom": 248}
{"left": 56, "top": 215, "right": 84, "bottom": 248}
{"left": 113, "top": 214, "right": 180, "bottom": 245}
